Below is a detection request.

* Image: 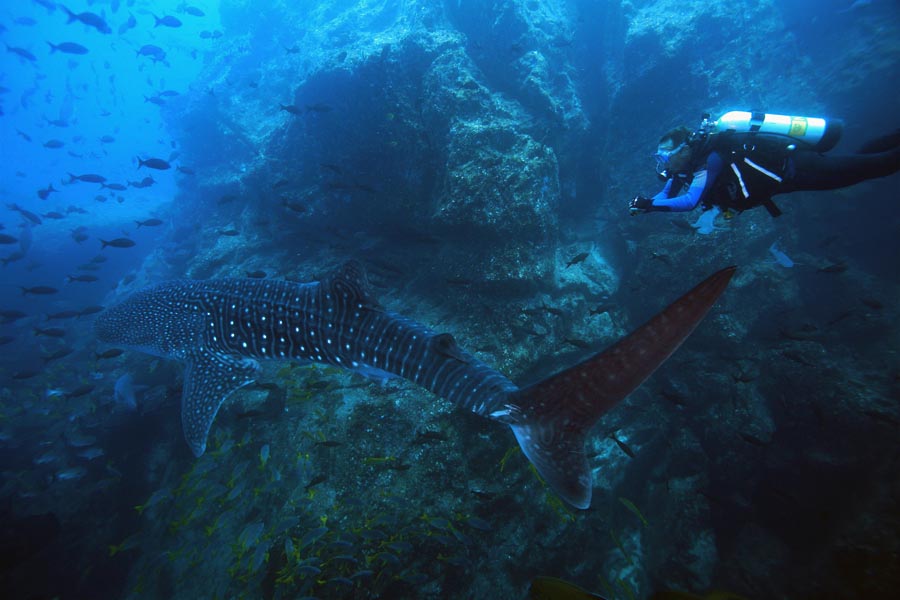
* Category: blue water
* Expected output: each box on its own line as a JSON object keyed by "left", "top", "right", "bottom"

{"left": 1, "top": 1, "right": 898, "bottom": 599}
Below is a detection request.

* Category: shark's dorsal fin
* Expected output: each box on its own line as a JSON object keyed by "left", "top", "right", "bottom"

{"left": 323, "top": 261, "right": 379, "bottom": 309}
{"left": 181, "top": 349, "right": 259, "bottom": 456}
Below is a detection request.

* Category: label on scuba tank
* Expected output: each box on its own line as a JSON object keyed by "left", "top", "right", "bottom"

{"left": 788, "top": 117, "right": 808, "bottom": 137}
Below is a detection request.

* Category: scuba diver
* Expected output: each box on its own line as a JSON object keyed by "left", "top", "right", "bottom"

{"left": 629, "top": 110, "right": 900, "bottom": 218}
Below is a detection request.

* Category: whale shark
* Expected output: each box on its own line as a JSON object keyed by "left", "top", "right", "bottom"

{"left": 95, "top": 261, "right": 735, "bottom": 508}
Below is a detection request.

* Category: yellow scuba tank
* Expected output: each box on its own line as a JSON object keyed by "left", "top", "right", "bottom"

{"left": 711, "top": 110, "right": 843, "bottom": 152}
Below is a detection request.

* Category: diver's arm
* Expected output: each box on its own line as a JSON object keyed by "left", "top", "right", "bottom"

{"left": 647, "top": 171, "right": 706, "bottom": 212}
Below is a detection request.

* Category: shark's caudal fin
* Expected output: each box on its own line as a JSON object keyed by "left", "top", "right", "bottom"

{"left": 507, "top": 266, "right": 736, "bottom": 508}
{"left": 181, "top": 349, "right": 260, "bottom": 456}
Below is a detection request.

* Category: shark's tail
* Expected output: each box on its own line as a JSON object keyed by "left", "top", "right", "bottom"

{"left": 506, "top": 266, "right": 736, "bottom": 508}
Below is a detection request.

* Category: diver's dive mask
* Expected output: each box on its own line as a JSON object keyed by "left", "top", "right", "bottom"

{"left": 653, "top": 141, "right": 686, "bottom": 176}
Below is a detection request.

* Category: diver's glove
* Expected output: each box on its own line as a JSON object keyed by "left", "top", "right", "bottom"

{"left": 629, "top": 196, "right": 653, "bottom": 215}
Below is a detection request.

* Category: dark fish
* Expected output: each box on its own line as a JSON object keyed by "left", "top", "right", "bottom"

{"left": 101, "top": 183, "right": 127, "bottom": 191}
{"left": 72, "top": 231, "right": 88, "bottom": 243}
{"left": 8, "top": 204, "right": 42, "bottom": 225}
{"left": 608, "top": 433, "right": 635, "bottom": 458}
{"left": 320, "top": 163, "right": 343, "bottom": 174}
{"left": 61, "top": 6, "right": 112, "bottom": 34}
{"left": 272, "top": 179, "right": 290, "bottom": 189}
{"left": 565, "top": 252, "right": 589, "bottom": 268}
{"left": 67, "top": 274, "right": 99, "bottom": 283}
{"left": 529, "top": 576, "right": 609, "bottom": 600}
{"left": 541, "top": 303, "right": 563, "bottom": 317}
{"left": 0, "top": 336, "right": 15, "bottom": 345}
{"left": 42, "top": 212, "right": 66, "bottom": 219}
{"left": 16, "top": 129, "right": 32, "bottom": 142}
{"left": 2, "top": 251, "right": 27, "bottom": 266}
{"left": 413, "top": 430, "right": 449, "bottom": 444}
{"left": 99, "top": 135, "right": 115, "bottom": 143}
{"left": 47, "top": 42, "right": 89, "bottom": 55}
{"left": 66, "top": 384, "right": 96, "bottom": 399}
{"left": 68, "top": 172, "right": 107, "bottom": 183}
{"left": 279, "top": 103, "right": 302, "bottom": 115}
{"left": 782, "top": 349, "right": 816, "bottom": 367}
{"left": 284, "top": 45, "right": 300, "bottom": 54}
{"left": 95, "top": 348, "right": 125, "bottom": 359}
{"left": 327, "top": 180, "right": 355, "bottom": 191}
{"left": 154, "top": 15, "right": 182, "bottom": 28}
{"left": 21, "top": 286, "right": 59, "bottom": 295}
{"left": 589, "top": 303, "right": 615, "bottom": 316}
{"left": 13, "top": 369, "right": 41, "bottom": 380}
{"left": 128, "top": 176, "right": 155, "bottom": 188}
{"left": 282, "top": 200, "right": 306, "bottom": 213}
{"left": 245, "top": 270, "right": 267, "bottom": 278}
{"left": 34, "top": 327, "right": 67, "bottom": 338}
{"left": 217, "top": 229, "right": 239, "bottom": 237}
{"left": 118, "top": 13, "right": 137, "bottom": 35}
{"left": 37, "top": 184, "right": 57, "bottom": 200}
{"left": 43, "top": 139, "right": 65, "bottom": 148}
{"left": 564, "top": 338, "right": 590, "bottom": 349}
{"left": 183, "top": 6, "right": 206, "bottom": 17}
{"left": 305, "top": 474, "right": 327, "bottom": 491}
{"left": 306, "top": 102, "right": 333, "bottom": 113}
{"left": 101, "top": 238, "right": 136, "bottom": 249}
{"left": 136, "top": 45, "right": 166, "bottom": 61}
{"left": 670, "top": 218, "right": 696, "bottom": 232}
{"left": 860, "top": 297, "right": 883, "bottom": 310}
{"left": 739, "top": 431, "right": 769, "bottom": 447}
{"left": 176, "top": 166, "right": 195, "bottom": 175}
{"left": 314, "top": 440, "right": 343, "bottom": 448}
{"left": 0, "top": 309, "right": 28, "bottom": 322}
{"left": 79, "top": 305, "right": 105, "bottom": 316}
{"left": 43, "top": 347, "right": 75, "bottom": 363}
{"left": 5, "top": 44, "right": 37, "bottom": 62}
{"left": 144, "top": 95, "right": 166, "bottom": 106}
{"left": 0, "top": 233, "right": 17, "bottom": 244}
{"left": 137, "top": 157, "right": 170, "bottom": 170}
{"left": 94, "top": 262, "right": 735, "bottom": 509}
{"left": 136, "top": 218, "right": 163, "bottom": 228}
{"left": 818, "top": 262, "right": 847, "bottom": 274}
{"left": 47, "top": 310, "right": 82, "bottom": 320}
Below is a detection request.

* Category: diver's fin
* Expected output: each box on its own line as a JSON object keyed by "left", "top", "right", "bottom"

{"left": 181, "top": 349, "right": 259, "bottom": 456}
{"left": 508, "top": 266, "right": 736, "bottom": 508}
{"left": 856, "top": 128, "right": 900, "bottom": 154}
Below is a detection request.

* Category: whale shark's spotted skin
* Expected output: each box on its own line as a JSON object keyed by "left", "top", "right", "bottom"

{"left": 96, "top": 263, "right": 516, "bottom": 456}
{"left": 96, "top": 261, "right": 734, "bottom": 508}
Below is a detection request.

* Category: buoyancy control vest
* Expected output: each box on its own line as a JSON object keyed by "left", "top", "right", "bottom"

{"left": 686, "top": 111, "right": 844, "bottom": 217}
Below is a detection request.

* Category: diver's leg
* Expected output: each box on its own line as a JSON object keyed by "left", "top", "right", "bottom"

{"left": 781, "top": 146, "right": 900, "bottom": 192}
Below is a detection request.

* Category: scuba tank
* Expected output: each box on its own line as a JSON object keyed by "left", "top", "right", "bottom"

{"left": 703, "top": 110, "right": 843, "bottom": 152}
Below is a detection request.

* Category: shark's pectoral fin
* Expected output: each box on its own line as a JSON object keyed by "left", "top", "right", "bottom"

{"left": 181, "top": 349, "right": 259, "bottom": 457}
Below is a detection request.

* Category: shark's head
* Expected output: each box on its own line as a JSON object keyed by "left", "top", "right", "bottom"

{"left": 95, "top": 282, "right": 201, "bottom": 359}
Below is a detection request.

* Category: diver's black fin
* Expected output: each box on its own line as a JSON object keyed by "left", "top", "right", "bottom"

{"left": 857, "top": 128, "right": 900, "bottom": 154}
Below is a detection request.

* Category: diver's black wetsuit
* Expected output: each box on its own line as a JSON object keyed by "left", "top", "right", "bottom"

{"left": 781, "top": 140, "right": 900, "bottom": 192}
{"left": 647, "top": 129, "right": 900, "bottom": 216}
